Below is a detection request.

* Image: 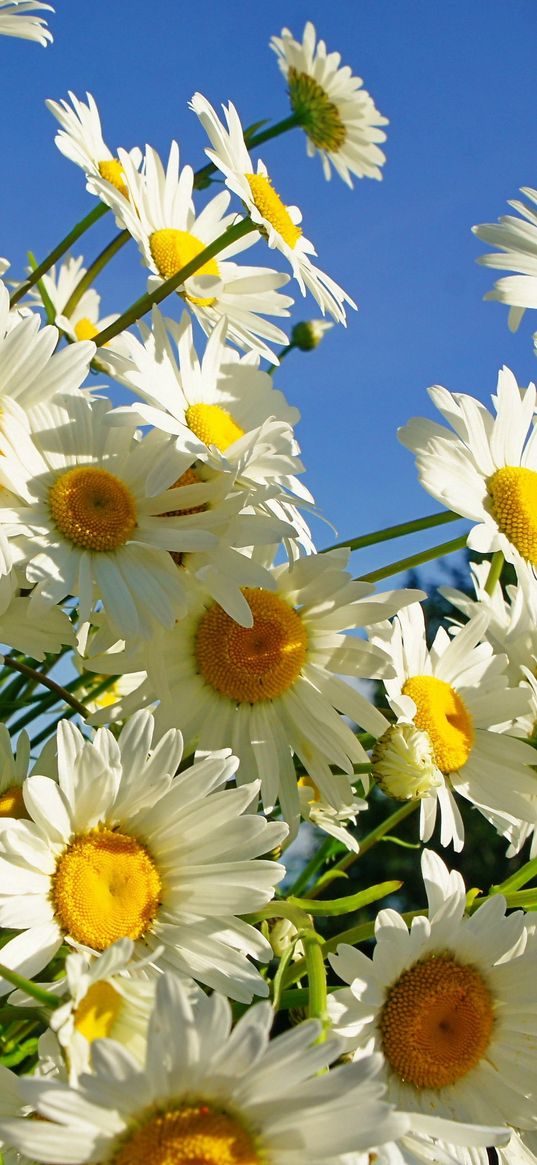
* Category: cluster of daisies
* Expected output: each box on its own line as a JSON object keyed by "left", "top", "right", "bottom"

{"left": 0, "top": 15, "right": 537, "bottom": 1165}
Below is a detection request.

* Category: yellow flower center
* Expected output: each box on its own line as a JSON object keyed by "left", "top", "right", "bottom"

{"left": 245, "top": 173, "right": 302, "bottom": 249}
{"left": 402, "top": 675, "right": 474, "bottom": 773}
{"left": 298, "top": 775, "right": 321, "bottom": 801}
{"left": 379, "top": 954, "right": 495, "bottom": 1090}
{"left": 195, "top": 588, "right": 308, "bottom": 703}
{"left": 149, "top": 230, "right": 220, "bottom": 305}
{"left": 49, "top": 466, "right": 137, "bottom": 552}
{"left": 288, "top": 68, "right": 347, "bottom": 151}
{"left": 184, "top": 403, "right": 245, "bottom": 452}
{"left": 0, "top": 784, "right": 27, "bottom": 819}
{"left": 111, "top": 1103, "right": 259, "bottom": 1165}
{"left": 51, "top": 829, "right": 162, "bottom": 951}
{"left": 98, "top": 159, "right": 128, "bottom": 199}
{"left": 74, "top": 317, "right": 99, "bottom": 342}
{"left": 487, "top": 466, "right": 537, "bottom": 565}
{"left": 74, "top": 980, "right": 124, "bottom": 1043}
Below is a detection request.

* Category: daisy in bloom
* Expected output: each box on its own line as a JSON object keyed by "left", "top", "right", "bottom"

{"left": 45, "top": 91, "right": 142, "bottom": 208}
{"left": 0, "top": 711, "right": 286, "bottom": 1002}
{"left": 84, "top": 548, "right": 424, "bottom": 829}
{"left": 329, "top": 849, "right": 537, "bottom": 1132}
{"left": 191, "top": 92, "right": 357, "bottom": 323}
{"left": 101, "top": 141, "right": 294, "bottom": 364}
{"left": 0, "top": 0, "right": 52, "bottom": 45}
{"left": 398, "top": 366, "right": 537, "bottom": 577}
{"left": 0, "top": 972, "right": 409, "bottom": 1165}
{"left": 473, "top": 187, "right": 537, "bottom": 335}
{"left": 0, "top": 392, "right": 226, "bottom": 639}
{"left": 271, "top": 21, "right": 388, "bottom": 186}
{"left": 25, "top": 254, "right": 118, "bottom": 343}
{"left": 369, "top": 602, "right": 537, "bottom": 850}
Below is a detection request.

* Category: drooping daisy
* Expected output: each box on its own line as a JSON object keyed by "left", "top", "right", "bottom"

{"left": 191, "top": 92, "right": 357, "bottom": 323}
{"left": 329, "top": 849, "right": 537, "bottom": 1130}
{"left": 25, "top": 254, "right": 118, "bottom": 342}
{"left": 473, "top": 187, "right": 537, "bottom": 335}
{"left": 84, "top": 548, "right": 424, "bottom": 829}
{"left": 369, "top": 602, "right": 537, "bottom": 850}
{"left": 0, "top": 0, "right": 52, "bottom": 45}
{"left": 271, "top": 21, "right": 388, "bottom": 186}
{"left": 45, "top": 91, "right": 142, "bottom": 208}
{"left": 101, "top": 141, "right": 294, "bottom": 364}
{"left": 298, "top": 771, "right": 366, "bottom": 851}
{"left": 398, "top": 366, "right": 537, "bottom": 577}
{"left": 0, "top": 711, "right": 286, "bottom": 1002}
{"left": 0, "top": 972, "right": 409, "bottom": 1165}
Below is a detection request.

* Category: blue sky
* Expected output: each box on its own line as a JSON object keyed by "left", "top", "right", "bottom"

{"left": 3, "top": 0, "right": 537, "bottom": 582}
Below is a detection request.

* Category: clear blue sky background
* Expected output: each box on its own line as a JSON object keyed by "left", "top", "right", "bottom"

{"left": 3, "top": 0, "right": 537, "bottom": 583}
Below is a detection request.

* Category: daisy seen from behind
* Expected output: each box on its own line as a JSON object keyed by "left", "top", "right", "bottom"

{"left": 0, "top": 0, "right": 52, "bottom": 45}
{"left": 191, "top": 92, "right": 357, "bottom": 323}
{"left": 329, "top": 849, "right": 537, "bottom": 1131}
{"left": 271, "top": 21, "right": 388, "bottom": 186}
{"left": 0, "top": 710, "right": 286, "bottom": 1002}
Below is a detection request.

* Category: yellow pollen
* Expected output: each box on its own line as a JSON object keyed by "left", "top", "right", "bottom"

{"left": 185, "top": 403, "right": 245, "bottom": 452}
{"left": 74, "top": 317, "right": 100, "bottom": 342}
{"left": 195, "top": 588, "right": 308, "bottom": 703}
{"left": 0, "top": 784, "right": 27, "bottom": 819}
{"left": 288, "top": 68, "right": 347, "bottom": 152}
{"left": 52, "top": 828, "right": 162, "bottom": 951}
{"left": 380, "top": 954, "right": 495, "bottom": 1090}
{"left": 149, "top": 229, "right": 220, "bottom": 305}
{"left": 98, "top": 159, "right": 128, "bottom": 198}
{"left": 74, "top": 980, "right": 123, "bottom": 1043}
{"left": 402, "top": 674, "right": 474, "bottom": 774}
{"left": 245, "top": 173, "right": 302, "bottom": 249}
{"left": 487, "top": 466, "right": 537, "bottom": 566}
{"left": 112, "top": 1103, "right": 259, "bottom": 1165}
{"left": 49, "top": 466, "right": 137, "bottom": 552}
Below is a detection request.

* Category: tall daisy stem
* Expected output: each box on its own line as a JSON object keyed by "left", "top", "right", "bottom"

{"left": 322, "top": 509, "right": 461, "bottom": 555}
{"left": 302, "top": 931, "right": 327, "bottom": 1024}
{"left": 306, "top": 800, "right": 419, "bottom": 900}
{"left": 9, "top": 203, "right": 109, "bottom": 307}
{"left": 0, "top": 963, "right": 60, "bottom": 1009}
{"left": 62, "top": 229, "right": 130, "bottom": 318}
{"left": 2, "top": 657, "right": 89, "bottom": 719}
{"left": 484, "top": 550, "right": 505, "bottom": 596}
{"left": 357, "top": 534, "right": 468, "bottom": 584}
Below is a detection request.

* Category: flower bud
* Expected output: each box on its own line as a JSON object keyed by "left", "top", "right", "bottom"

{"left": 371, "top": 723, "right": 440, "bottom": 801}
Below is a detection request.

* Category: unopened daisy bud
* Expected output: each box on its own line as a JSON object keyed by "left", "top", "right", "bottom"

{"left": 266, "top": 917, "right": 303, "bottom": 959}
{"left": 292, "top": 319, "right": 333, "bottom": 350}
{"left": 371, "top": 722, "right": 440, "bottom": 801}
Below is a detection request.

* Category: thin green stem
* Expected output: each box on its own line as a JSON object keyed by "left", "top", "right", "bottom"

{"left": 484, "top": 550, "right": 504, "bottom": 596}
{"left": 322, "top": 510, "right": 461, "bottom": 555}
{"left": 302, "top": 931, "right": 327, "bottom": 1023}
{"left": 0, "top": 964, "right": 60, "bottom": 1008}
{"left": 94, "top": 218, "right": 257, "bottom": 348}
{"left": 63, "top": 230, "right": 130, "bottom": 318}
{"left": 2, "top": 657, "right": 89, "bottom": 719}
{"left": 9, "top": 204, "right": 109, "bottom": 307}
{"left": 307, "top": 801, "right": 419, "bottom": 899}
{"left": 357, "top": 535, "right": 468, "bottom": 584}
{"left": 27, "top": 252, "right": 56, "bottom": 323}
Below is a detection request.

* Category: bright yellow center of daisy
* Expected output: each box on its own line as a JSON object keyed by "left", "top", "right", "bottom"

{"left": 195, "top": 588, "right": 309, "bottom": 703}
{"left": 49, "top": 466, "right": 137, "bottom": 552}
{"left": 98, "top": 159, "right": 128, "bottom": 198}
{"left": 52, "top": 829, "right": 162, "bottom": 951}
{"left": 74, "top": 317, "right": 100, "bottom": 342}
{"left": 245, "top": 173, "right": 302, "bottom": 249}
{"left": 487, "top": 466, "right": 537, "bottom": 565}
{"left": 288, "top": 68, "right": 347, "bottom": 151}
{"left": 185, "top": 403, "right": 245, "bottom": 452}
{"left": 74, "top": 980, "right": 124, "bottom": 1043}
{"left": 149, "top": 229, "right": 220, "bottom": 305}
{"left": 111, "top": 1103, "right": 259, "bottom": 1165}
{"left": 402, "top": 675, "right": 474, "bottom": 773}
{"left": 379, "top": 954, "right": 495, "bottom": 1090}
{"left": 0, "top": 784, "right": 27, "bottom": 818}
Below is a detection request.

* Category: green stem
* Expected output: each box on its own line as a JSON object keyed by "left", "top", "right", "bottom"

{"left": 2, "top": 657, "right": 89, "bottom": 719}
{"left": 302, "top": 931, "right": 327, "bottom": 1023}
{"left": 0, "top": 963, "right": 60, "bottom": 1008}
{"left": 322, "top": 510, "right": 461, "bottom": 555}
{"left": 490, "top": 856, "right": 537, "bottom": 895}
{"left": 484, "top": 550, "right": 504, "bottom": 596}
{"left": 307, "top": 801, "right": 418, "bottom": 899}
{"left": 27, "top": 251, "right": 56, "bottom": 323}
{"left": 194, "top": 112, "right": 303, "bottom": 189}
{"left": 9, "top": 203, "right": 109, "bottom": 307}
{"left": 281, "top": 910, "right": 425, "bottom": 990}
{"left": 288, "top": 879, "right": 402, "bottom": 917}
{"left": 357, "top": 535, "right": 468, "bottom": 584}
{"left": 62, "top": 230, "right": 130, "bottom": 318}
{"left": 94, "top": 218, "right": 257, "bottom": 348}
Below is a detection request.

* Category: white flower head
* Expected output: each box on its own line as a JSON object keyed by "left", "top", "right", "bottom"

{"left": 45, "top": 90, "right": 142, "bottom": 209}
{"left": 0, "top": 279, "right": 94, "bottom": 412}
{"left": 25, "top": 254, "right": 118, "bottom": 343}
{"left": 473, "top": 187, "right": 537, "bottom": 335}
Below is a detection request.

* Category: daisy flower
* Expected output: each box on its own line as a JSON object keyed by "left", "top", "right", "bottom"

{"left": 328, "top": 849, "right": 537, "bottom": 1130}
{"left": 102, "top": 141, "right": 294, "bottom": 364}
{"left": 0, "top": 0, "right": 52, "bottom": 45}
{"left": 473, "top": 187, "right": 537, "bottom": 335}
{"left": 369, "top": 602, "right": 537, "bottom": 850}
{"left": 0, "top": 972, "right": 408, "bottom": 1165}
{"left": 45, "top": 91, "right": 142, "bottom": 208}
{"left": 84, "top": 548, "right": 424, "bottom": 829}
{"left": 298, "top": 771, "right": 367, "bottom": 851}
{"left": 0, "top": 711, "right": 286, "bottom": 1002}
{"left": 271, "top": 21, "right": 388, "bottom": 186}
{"left": 25, "top": 254, "right": 118, "bottom": 342}
{"left": 190, "top": 92, "right": 357, "bottom": 323}
{"left": 398, "top": 366, "right": 537, "bottom": 576}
